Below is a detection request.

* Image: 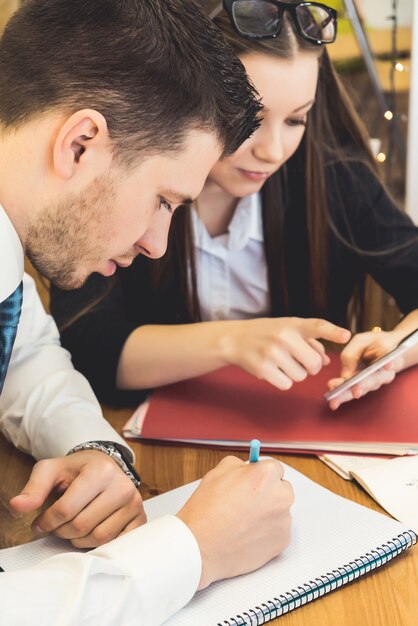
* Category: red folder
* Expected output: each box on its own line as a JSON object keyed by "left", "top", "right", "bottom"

{"left": 139, "top": 354, "right": 418, "bottom": 455}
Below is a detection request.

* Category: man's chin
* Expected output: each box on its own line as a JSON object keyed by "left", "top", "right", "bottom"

{"left": 54, "top": 272, "right": 91, "bottom": 290}
{"left": 30, "top": 259, "right": 88, "bottom": 290}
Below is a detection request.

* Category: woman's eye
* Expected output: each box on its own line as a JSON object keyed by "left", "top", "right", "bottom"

{"left": 159, "top": 197, "right": 174, "bottom": 214}
{"left": 286, "top": 118, "right": 307, "bottom": 128}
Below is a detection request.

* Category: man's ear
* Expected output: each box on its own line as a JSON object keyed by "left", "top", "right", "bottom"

{"left": 52, "top": 109, "right": 112, "bottom": 180}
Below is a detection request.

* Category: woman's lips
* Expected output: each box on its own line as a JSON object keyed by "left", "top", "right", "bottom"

{"left": 237, "top": 169, "right": 272, "bottom": 182}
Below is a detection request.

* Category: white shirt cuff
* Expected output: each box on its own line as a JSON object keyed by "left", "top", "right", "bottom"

{"left": 92, "top": 514, "right": 202, "bottom": 623}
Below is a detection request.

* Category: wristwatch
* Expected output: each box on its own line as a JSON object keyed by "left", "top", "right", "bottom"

{"left": 67, "top": 441, "right": 141, "bottom": 487}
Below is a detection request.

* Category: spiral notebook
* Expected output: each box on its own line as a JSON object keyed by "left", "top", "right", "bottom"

{"left": 1, "top": 464, "right": 415, "bottom": 624}
{"left": 160, "top": 464, "right": 416, "bottom": 625}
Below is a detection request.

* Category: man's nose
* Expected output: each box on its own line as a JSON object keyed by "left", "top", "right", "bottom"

{"left": 135, "top": 209, "right": 172, "bottom": 259}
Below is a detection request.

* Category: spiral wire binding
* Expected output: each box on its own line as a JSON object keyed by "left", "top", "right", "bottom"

{"left": 217, "top": 530, "right": 417, "bottom": 626}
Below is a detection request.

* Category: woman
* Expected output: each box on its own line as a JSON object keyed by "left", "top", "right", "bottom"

{"left": 50, "top": 0, "right": 418, "bottom": 409}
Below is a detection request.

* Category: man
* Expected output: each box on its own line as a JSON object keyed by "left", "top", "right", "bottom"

{"left": 0, "top": 1, "right": 296, "bottom": 624}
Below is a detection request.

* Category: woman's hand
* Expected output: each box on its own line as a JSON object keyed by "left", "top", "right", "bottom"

{"left": 219, "top": 317, "right": 350, "bottom": 390}
{"left": 326, "top": 329, "right": 405, "bottom": 410}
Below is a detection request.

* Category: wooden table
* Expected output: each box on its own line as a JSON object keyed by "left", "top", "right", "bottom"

{"left": 1, "top": 406, "right": 417, "bottom": 626}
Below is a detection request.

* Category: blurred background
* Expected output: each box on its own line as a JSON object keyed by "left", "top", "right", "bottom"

{"left": 0, "top": 0, "right": 414, "bottom": 329}
{"left": 327, "top": 0, "right": 411, "bottom": 206}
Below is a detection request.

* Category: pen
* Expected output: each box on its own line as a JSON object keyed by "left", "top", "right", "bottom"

{"left": 249, "top": 439, "right": 261, "bottom": 463}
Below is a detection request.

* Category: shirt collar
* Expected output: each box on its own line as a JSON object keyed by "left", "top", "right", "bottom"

{"left": 193, "top": 192, "right": 263, "bottom": 253}
{"left": 228, "top": 192, "right": 263, "bottom": 250}
{"left": 0, "top": 204, "right": 24, "bottom": 301}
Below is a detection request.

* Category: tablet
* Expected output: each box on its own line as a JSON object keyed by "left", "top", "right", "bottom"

{"left": 324, "top": 328, "right": 418, "bottom": 402}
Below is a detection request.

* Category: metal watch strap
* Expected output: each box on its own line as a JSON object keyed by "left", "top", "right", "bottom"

{"left": 67, "top": 441, "right": 141, "bottom": 487}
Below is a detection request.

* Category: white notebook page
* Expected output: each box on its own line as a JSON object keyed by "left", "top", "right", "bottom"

{"left": 0, "top": 536, "right": 80, "bottom": 571}
{"left": 351, "top": 455, "right": 418, "bottom": 533}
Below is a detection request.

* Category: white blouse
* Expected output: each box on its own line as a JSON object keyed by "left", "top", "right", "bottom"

{"left": 192, "top": 192, "right": 270, "bottom": 321}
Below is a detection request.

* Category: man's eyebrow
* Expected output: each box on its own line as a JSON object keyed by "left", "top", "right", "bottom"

{"left": 162, "top": 189, "right": 194, "bottom": 205}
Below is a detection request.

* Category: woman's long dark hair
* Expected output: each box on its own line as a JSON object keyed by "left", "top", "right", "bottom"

{"left": 264, "top": 49, "right": 379, "bottom": 321}
{"left": 148, "top": 4, "right": 380, "bottom": 328}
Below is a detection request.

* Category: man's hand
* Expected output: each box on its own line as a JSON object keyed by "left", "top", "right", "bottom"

{"left": 10, "top": 450, "right": 146, "bottom": 548}
{"left": 177, "top": 456, "right": 294, "bottom": 589}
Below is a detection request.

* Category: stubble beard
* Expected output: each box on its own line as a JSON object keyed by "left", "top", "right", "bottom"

{"left": 26, "top": 175, "right": 115, "bottom": 290}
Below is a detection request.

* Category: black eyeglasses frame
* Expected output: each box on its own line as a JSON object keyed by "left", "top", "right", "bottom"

{"left": 211, "top": 0, "right": 338, "bottom": 45}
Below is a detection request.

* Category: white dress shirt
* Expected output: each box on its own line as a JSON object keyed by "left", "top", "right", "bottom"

{"left": 192, "top": 192, "right": 269, "bottom": 321}
{"left": 0, "top": 204, "right": 132, "bottom": 460}
{"left": 0, "top": 204, "right": 202, "bottom": 625}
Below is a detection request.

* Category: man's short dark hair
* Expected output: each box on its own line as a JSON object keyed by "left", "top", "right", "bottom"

{"left": 0, "top": 0, "right": 261, "bottom": 161}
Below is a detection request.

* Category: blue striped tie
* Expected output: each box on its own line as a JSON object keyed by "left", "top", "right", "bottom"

{"left": 0, "top": 281, "right": 23, "bottom": 394}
